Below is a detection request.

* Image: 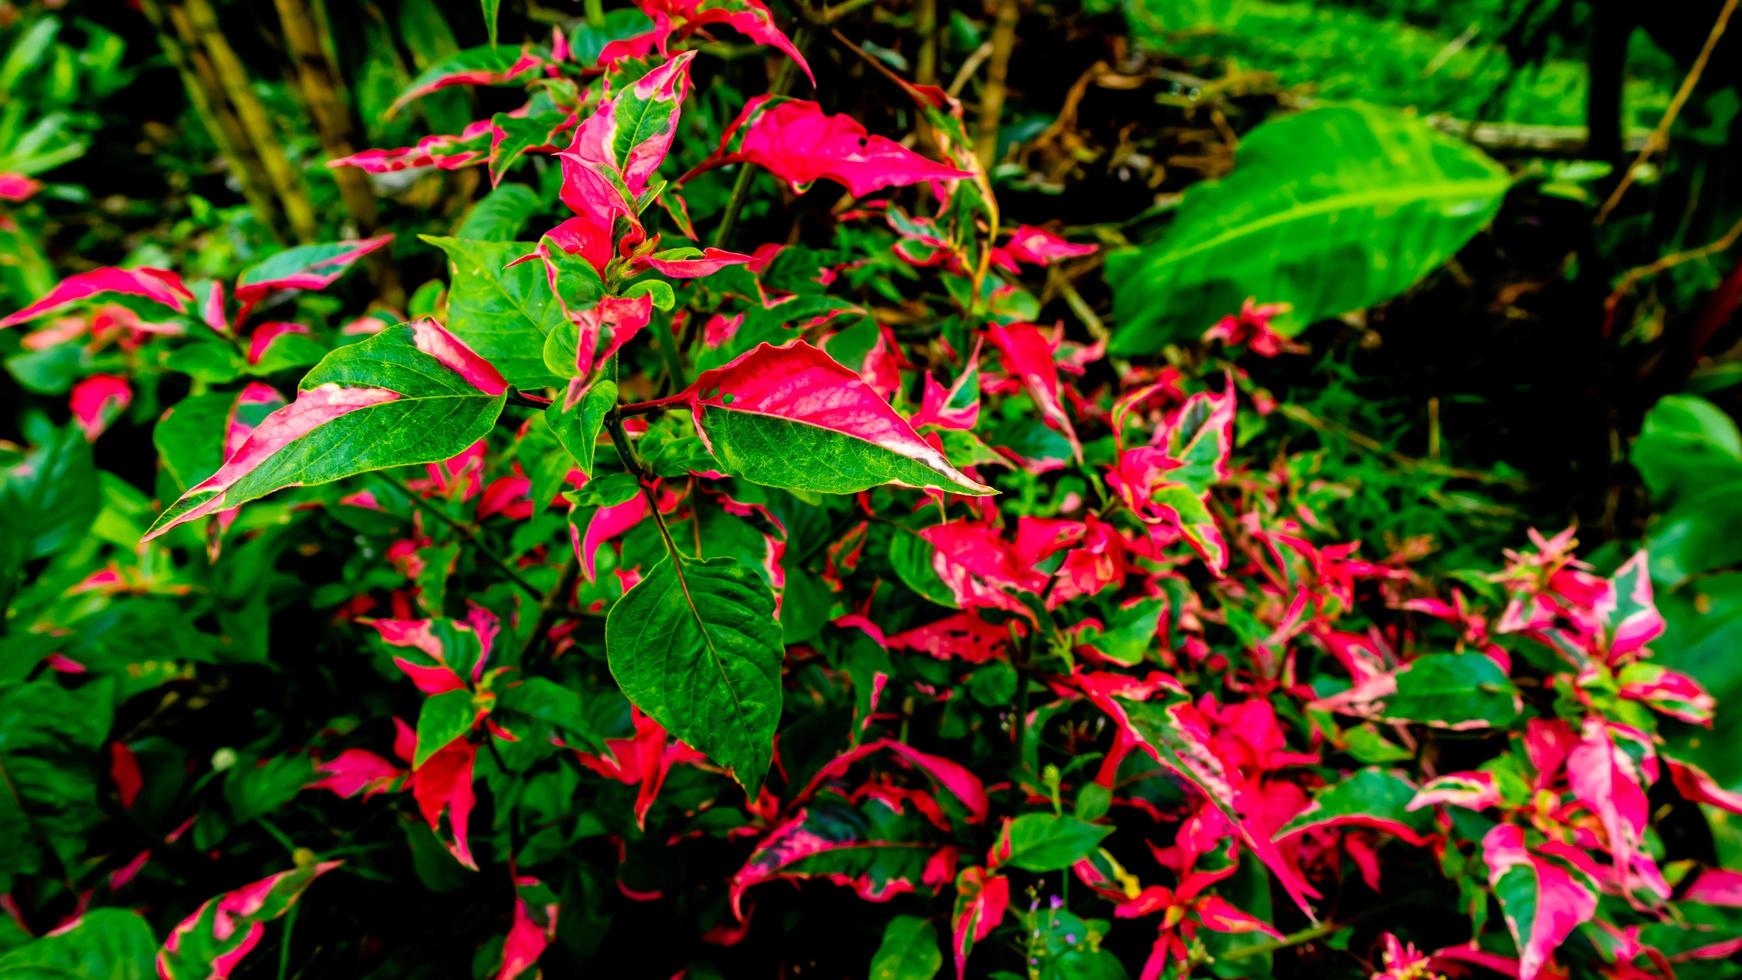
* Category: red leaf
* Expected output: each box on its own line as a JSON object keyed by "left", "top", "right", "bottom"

{"left": 986, "top": 322, "right": 1082, "bottom": 463}
{"left": 951, "top": 867, "right": 1009, "bottom": 979}
{"left": 685, "top": 96, "right": 972, "bottom": 198}
{"left": 69, "top": 374, "right": 131, "bottom": 441}
{"left": 1, "top": 267, "right": 193, "bottom": 329}
{"left": 1483, "top": 824, "right": 1600, "bottom": 980}
{"left": 680, "top": 340, "right": 993, "bottom": 496}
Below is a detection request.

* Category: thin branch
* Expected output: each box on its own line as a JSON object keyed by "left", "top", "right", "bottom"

{"left": 974, "top": 0, "right": 1019, "bottom": 168}
{"left": 1603, "top": 212, "right": 1742, "bottom": 334}
{"left": 383, "top": 475, "right": 542, "bottom": 597}
{"left": 1595, "top": 0, "right": 1739, "bottom": 224}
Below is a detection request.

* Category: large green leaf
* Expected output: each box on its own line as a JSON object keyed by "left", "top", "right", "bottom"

{"left": 0, "top": 677, "right": 115, "bottom": 882}
{"left": 1107, "top": 103, "right": 1511, "bottom": 352}
{"left": 871, "top": 915, "right": 944, "bottom": 980}
{"left": 426, "top": 236, "right": 601, "bottom": 388}
{"left": 992, "top": 813, "right": 1112, "bottom": 872}
{"left": 0, "top": 422, "right": 99, "bottom": 585}
{"left": 1385, "top": 653, "right": 1521, "bottom": 729}
{"left": 605, "top": 554, "right": 784, "bottom": 795}
{"left": 1631, "top": 395, "right": 1742, "bottom": 583}
{"left": 144, "top": 320, "right": 507, "bottom": 540}
{"left": 0, "top": 909, "right": 155, "bottom": 980}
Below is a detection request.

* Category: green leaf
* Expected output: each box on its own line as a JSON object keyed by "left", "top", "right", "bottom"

{"left": 605, "top": 554, "right": 784, "bottom": 796}
{"left": 425, "top": 236, "right": 602, "bottom": 388}
{"left": 890, "top": 528, "right": 959, "bottom": 608}
{"left": 0, "top": 678, "right": 115, "bottom": 881}
{"left": 871, "top": 915, "right": 943, "bottom": 980}
{"left": 1275, "top": 767, "right": 1431, "bottom": 841}
{"left": 545, "top": 380, "right": 617, "bottom": 477}
{"left": 1385, "top": 653, "right": 1521, "bottom": 729}
{"left": 993, "top": 813, "right": 1111, "bottom": 872}
{"left": 0, "top": 908, "right": 155, "bottom": 980}
{"left": 1107, "top": 103, "right": 1510, "bottom": 352}
{"left": 481, "top": 0, "right": 500, "bottom": 47}
{"left": 1631, "top": 395, "right": 1742, "bottom": 583}
{"left": 0, "top": 422, "right": 99, "bottom": 566}
{"left": 499, "top": 677, "right": 599, "bottom": 750}
{"left": 456, "top": 184, "right": 541, "bottom": 241}
{"left": 144, "top": 320, "right": 507, "bottom": 540}
{"left": 414, "top": 689, "right": 477, "bottom": 769}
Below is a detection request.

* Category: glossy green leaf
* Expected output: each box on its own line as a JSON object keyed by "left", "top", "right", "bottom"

{"left": 414, "top": 689, "right": 477, "bottom": 769}
{"left": 1107, "top": 103, "right": 1510, "bottom": 352}
{"left": 1385, "top": 654, "right": 1521, "bottom": 729}
{"left": 605, "top": 554, "right": 784, "bottom": 795}
{"left": 992, "top": 813, "right": 1111, "bottom": 872}
{"left": 144, "top": 320, "right": 507, "bottom": 540}
{"left": 871, "top": 915, "right": 943, "bottom": 980}
{"left": 425, "top": 236, "right": 601, "bottom": 388}
{"left": 0, "top": 909, "right": 155, "bottom": 980}
{"left": 546, "top": 380, "right": 616, "bottom": 477}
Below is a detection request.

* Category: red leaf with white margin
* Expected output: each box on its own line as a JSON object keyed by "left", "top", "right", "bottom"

{"left": 1666, "top": 756, "right": 1742, "bottom": 814}
{"left": 682, "top": 96, "right": 972, "bottom": 198}
{"left": 1616, "top": 662, "right": 1715, "bottom": 724}
{"left": 1, "top": 267, "right": 193, "bottom": 329}
{"left": 156, "top": 861, "right": 341, "bottom": 979}
{"left": 993, "top": 225, "right": 1097, "bottom": 271}
{"left": 143, "top": 319, "right": 506, "bottom": 540}
{"left": 792, "top": 737, "right": 991, "bottom": 826}
{"left": 886, "top": 610, "right": 1015, "bottom": 664}
{"left": 69, "top": 374, "right": 131, "bottom": 441}
{"left": 388, "top": 47, "right": 545, "bottom": 116}
{"left": 1566, "top": 718, "right": 1656, "bottom": 882}
{"left": 642, "top": 247, "right": 754, "bottom": 279}
{"left": 951, "top": 867, "right": 1009, "bottom": 980}
{"left": 1078, "top": 674, "right": 1321, "bottom": 919}
{"left": 497, "top": 875, "right": 559, "bottom": 980}
{"left": 233, "top": 235, "right": 394, "bottom": 324}
{"left": 621, "top": 0, "right": 813, "bottom": 85}
{"left": 1596, "top": 550, "right": 1665, "bottom": 661}
{"left": 675, "top": 340, "right": 994, "bottom": 496}
{"left": 728, "top": 799, "right": 957, "bottom": 919}
{"left": 559, "top": 53, "right": 694, "bottom": 252}
{"left": 411, "top": 736, "right": 479, "bottom": 870}
{"left": 328, "top": 119, "right": 494, "bottom": 173}
{"left": 1483, "top": 824, "right": 1600, "bottom": 980}
{"left": 986, "top": 322, "right": 1082, "bottom": 463}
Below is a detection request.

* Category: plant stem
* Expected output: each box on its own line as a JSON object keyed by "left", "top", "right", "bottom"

{"left": 178, "top": 0, "right": 320, "bottom": 240}
{"left": 974, "top": 0, "right": 1019, "bottom": 168}
{"left": 383, "top": 475, "right": 542, "bottom": 598}
{"left": 140, "top": 0, "right": 285, "bottom": 239}
{"left": 1220, "top": 917, "right": 1343, "bottom": 961}
{"left": 1595, "top": 0, "right": 1738, "bottom": 224}
{"left": 618, "top": 393, "right": 690, "bottom": 417}
{"left": 520, "top": 551, "right": 580, "bottom": 664}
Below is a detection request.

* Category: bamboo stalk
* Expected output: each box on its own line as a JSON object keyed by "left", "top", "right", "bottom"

{"left": 974, "top": 0, "right": 1018, "bottom": 168}
{"left": 177, "top": 0, "right": 321, "bottom": 241}
{"left": 141, "top": 0, "right": 284, "bottom": 237}
{"left": 272, "top": 0, "right": 404, "bottom": 306}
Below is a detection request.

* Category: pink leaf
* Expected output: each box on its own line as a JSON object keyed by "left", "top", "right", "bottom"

{"left": 233, "top": 235, "right": 393, "bottom": 325}
{"left": 389, "top": 48, "right": 544, "bottom": 116}
{"left": 312, "top": 749, "right": 404, "bottom": 799}
{"left": 986, "top": 322, "right": 1082, "bottom": 462}
{"left": 997, "top": 225, "right": 1096, "bottom": 269}
{"left": 0, "top": 172, "right": 41, "bottom": 202}
{"left": 680, "top": 340, "right": 994, "bottom": 496}
{"left": 559, "top": 53, "right": 694, "bottom": 242}
{"left": 69, "top": 374, "right": 132, "bottom": 441}
{"left": 411, "top": 738, "right": 478, "bottom": 870}
{"left": 328, "top": 120, "right": 494, "bottom": 173}
{"left": 630, "top": 0, "right": 812, "bottom": 85}
{"left": 245, "top": 321, "right": 312, "bottom": 365}
{"left": 951, "top": 867, "right": 1009, "bottom": 980}
{"left": 685, "top": 96, "right": 972, "bottom": 198}
{"left": 1483, "top": 824, "right": 1600, "bottom": 980}
{"left": 643, "top": 247, "right": 754, "bottom": 279}
{"left": 1566, "top": 718, "right": 1655, "bottom": 880}
{"left": 1, "top": 267, "right": 193, "bottom": 329}
{"left": 496, "top": 876, "right": 559, "bottom": 980}
{"left": 157, "top": 861, "right": 341, "bottom": 979}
